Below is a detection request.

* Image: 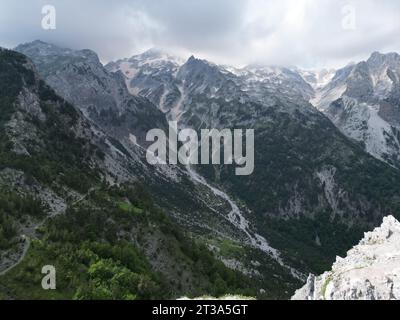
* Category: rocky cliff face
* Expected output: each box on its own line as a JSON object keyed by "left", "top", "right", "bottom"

{"left": 292, "top": 215, "right": 400, "bottom": 300}
{"left": 15, "top": 40, "right": 167, "bottom": 147}
{"left": 309, "top": 52, "right": 400, "bottom": 168}
{"left": 0, "top": 47, "right": 103, "bottom": 274}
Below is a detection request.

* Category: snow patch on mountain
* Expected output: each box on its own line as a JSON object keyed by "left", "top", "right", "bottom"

{"left": 311, "top": 84, "right": 347, "bottom": 111}
{"left": 106, "top": 48, "right": 184, "bottom": 97}
{"left": 298, "top": 69, "right": 336, "bottom": 90}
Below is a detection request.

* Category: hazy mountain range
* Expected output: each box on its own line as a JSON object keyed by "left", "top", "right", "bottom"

{"left": 1, "top": 40, "right": 400, "bottom": 299}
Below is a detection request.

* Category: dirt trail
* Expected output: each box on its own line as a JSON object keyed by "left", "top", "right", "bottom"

{"left": 0, "top": 188, "right": 97, "bottom": 276}
{"left": 0, "top": 237, "right": 31, "bottom": 276}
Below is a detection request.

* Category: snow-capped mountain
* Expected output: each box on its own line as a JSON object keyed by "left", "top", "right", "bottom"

{"left": 292, "top": 215, "right": 400, "bottom": 300}
{"left": 107, "top": 47, "right": 400, "bottom": 286}
{"left": 106, "top": 50, "right": 319, "bottom": 124}
{"left": 309, "top": 52, "right": 400, "bottom": 168}
{"left": 1, "top": 48, "right": 274, "bottom": 299}
{"left": 106, "top": 48, "right": 185, "bottom": 114}
{"left": 232, "top": 65, "right": 315, "bottom": 103}
{"left": 10, "top": 42, "right": 400, "bottom": 299}
{"left": 105, "top": 48, "right": 400, "bottom": 230}
{"left": 15, "top": 41, "right": 306, "bottom": 297}
{"left": 297, "top": 68, "right": 336, "bottom": 91}
{"left": 312, "top": 52, "right": 400, "bottom": 110}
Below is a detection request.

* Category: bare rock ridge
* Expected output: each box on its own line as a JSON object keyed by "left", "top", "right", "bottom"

{"left": 292, "top": 215, "right": 400, "bottom": 300}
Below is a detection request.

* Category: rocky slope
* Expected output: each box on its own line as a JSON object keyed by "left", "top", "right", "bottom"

{"left": 106, "top": 48, "right": 185, "bottom": 115}
{"left": 10, "top": 42, "right": 400, "bottom": 299}
{"left": 13, "top": 42, "right": 303, "bottom": 297}
{"left": 0, "top": 47, "right": 103, "bottom": 274}
{"left": 106, "top": 49, "right": 315, "bottom": 117}
{"left": 15, "top": 40, "right": 167, "bottom": 146}
{"left": 297, "top": 68, "right": 336, "bottom": 91}
{"left": 109, "top": 49, "right": 400, "bottom": 228}
{"left": 108, "top": 48, "right": 400, "bottom": 277}
{"left": 310, "top": 52, "right": 400, "bottom": 168}
{"left": 0, "top": 48, "right": 270, "bottom": 299}
{"left": 292, "top": 215, "right": 400, "bottom": 300}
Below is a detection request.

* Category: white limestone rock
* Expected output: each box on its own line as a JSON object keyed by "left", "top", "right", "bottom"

{"left": 292, "top": 216, "right": 400, "bottom": 300}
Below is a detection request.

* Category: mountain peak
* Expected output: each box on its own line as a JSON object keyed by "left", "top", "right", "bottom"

{"left": 184, "top": 55, "right": 216, "bottom": 68}
{"left": 128, "top": 47, "right": 184, "bottom": 66}
{"left": 370, "top": 51, "right": 384, "bottom": 59}
{"left": 15, "top": 40, "right": 57, "bottom": 52}
{"left": 141, "top": 47, "right": 168, "bottom": 58}
{"left": 177, "top": 55, "right": 221, "bottom": 81}
{"left": 184, "top": 55, "right": 213, "bottom": 67}
{"left": 368, "top": 51, "right": 400, "bottom": 65}
{"left": 16, "top": 40, "right": 101, "bottom": 66}
{"left": 31, "top": 39, "right": 48, "bottom": 45}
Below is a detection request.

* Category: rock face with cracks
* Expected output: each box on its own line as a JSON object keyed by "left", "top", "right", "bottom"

{"left": 292, "top": 216, "right": 400, "bottom": 300}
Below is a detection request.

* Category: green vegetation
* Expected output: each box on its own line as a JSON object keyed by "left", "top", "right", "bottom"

{"left": 207, "top": 238, "right": 245, "bottom": 260}
{"left": 0, "top": 239, "right": 161, "bottom": 300}
{"left": 321, "top": 273, "right": 334, "bottom": 299}
{"left": 194, "top": 103, "right": 400, "bottom": 277}
{"left": 0, "top": 50, "right": 101, "bottom": 195}
{"left": 258, "top": 213, "right": 364, "bottom": 274}
{"left": 0, "top": 190, "right": 45, "bottom": 250}
{"left": 118, "top": 201, "right": 143, "bottom": 215}
{"left": 0, "top": 49, "right": 34, "bottom": 128}
{"left": 0, "top": 49, "right": 34, "bottom": 100}
{"left": 0, "top": 184, "right": 256, "bottom": 300}
{"left": 0, "top": 50, "right": 257, "bottom": 300}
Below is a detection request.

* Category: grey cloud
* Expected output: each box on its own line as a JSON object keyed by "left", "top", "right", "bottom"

{"left": 0, "top": 0, "right": 399, "bottom": 68}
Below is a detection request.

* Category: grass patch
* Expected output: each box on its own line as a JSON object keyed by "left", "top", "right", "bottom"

{"left": 118, "top": 202, "right": 144, "bottom": 215}
{"left": 206, "top": 238, "right": 245, "bottom": 259}
{"left": 321, "top": 273, "right": 333, "bottom": 299}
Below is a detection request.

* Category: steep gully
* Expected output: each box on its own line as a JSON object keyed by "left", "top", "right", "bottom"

{"left": 132, "top": 125, "right": 305, "bottom": 280}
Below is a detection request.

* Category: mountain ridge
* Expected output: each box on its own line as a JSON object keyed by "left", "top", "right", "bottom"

{"left": 0, "top": 47, "right": 268, "bottom": 300}
{"left": 6, "top": 41, "right": 400, "bottom": 299}
{"left": 14, "top": 41, "right": 304, "bottom": 297}
{"left": 102, "top": 41, "right": 400, "bottom": 279}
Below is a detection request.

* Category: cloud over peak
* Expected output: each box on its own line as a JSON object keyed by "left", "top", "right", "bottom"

{"left": 0, "top": 0, "right": 399, "bottom": 68}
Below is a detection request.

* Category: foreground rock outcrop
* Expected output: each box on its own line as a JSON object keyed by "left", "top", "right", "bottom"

{"left": 292, "top": 216, "right": 400, "bottom": 300}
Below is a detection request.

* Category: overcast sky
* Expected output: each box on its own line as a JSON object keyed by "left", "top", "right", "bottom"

{"left": 1, "top": 0, "right": 399, "bottom": 68}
